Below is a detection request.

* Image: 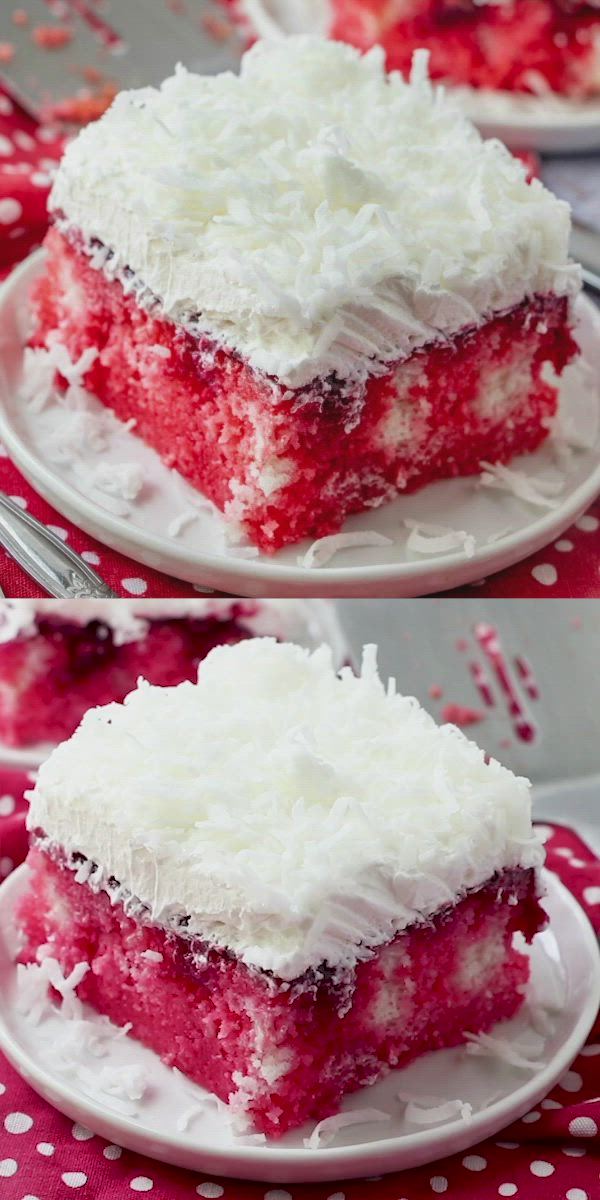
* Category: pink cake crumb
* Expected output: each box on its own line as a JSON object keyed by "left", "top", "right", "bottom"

{"left": 441, "top": 703, "right": 486, "bottom": 727}
{"left": 32, "top": 25, "right": 74, "bottom": 50}
{"left": 18, "top": 847, "right": 545, "bottom": 1137}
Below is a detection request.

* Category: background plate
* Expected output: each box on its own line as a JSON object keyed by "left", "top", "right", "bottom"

{"left": 0, "top": 866, "right": 598, "bottom": 1183}
{"left": 1, "top": 253, "right": 599, "bottom": 598}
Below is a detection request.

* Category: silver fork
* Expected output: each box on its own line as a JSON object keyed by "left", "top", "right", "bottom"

{"left": 0, "top": 493, "right": 118, "bottom": 598}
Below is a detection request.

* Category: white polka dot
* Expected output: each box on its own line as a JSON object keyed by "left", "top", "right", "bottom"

{"left": 13, "top": 131, "right": 36, "bottom": 151}
{"left": 0, "top": 1084, "right": 4, "bottom": 1095}
{"left": 575, "top": 514, "right": 599, "bottom": 532}
{"left": 0, "top": 794, "right": 15, "bottom": 815}
{"left": 430, "top": 1181, "right": 448, "bottom": 1195}
{"left": 583, "top": 887, "right": 600, "bottom": 906}
{"left": 196, "top": 1187, "right": 224, "bottom": 1199}
{"left": 62, "top": 1174, "right": 88, "bottom": 1188}
{"left": 47, "top": 525, "right": 68, "bottom": 541}
{"left": 0, "top": 1159, "right": 17, "bottom": 1177}
{"left": 532, "top": 563, "right": 557, "bottom": 587}
{"left": 71, "top": 1123, "right": 94, "bottom": 1141}
{"left": 498, "top": 1187, "right": 518, "bottom": 1197}
{"left": 103, "top": 1145, "right": 122, "bottom": 1159}
{"left": 327, "top": 1194, "right": 345, "bottom": 1200}
{"left": 541, "top": 1098, "right": 562, "bottom": 1109}
{"left": 521, "top": 1110, "right": 541, "bottom": 1123}
{"left": 463, "top": 1156, "right": 487, "bottom": 1171}
{"left": 568, "top": 1116, "right": 597, "bottom": 1137}
{"left": 30, "top": 172, "right": 51, "bottom": 188}
{"left": 130, "top": 1179, "right": 153, "bottom": 1192}
{"left": 4, "top": 1112, "right": 33, "bottom": 1134}
{"left": 122, "top": 577, "right": 148, "bottom": 595}
{"left": 0, "top": 136, "right": 14, "bottom": 156}
{"left": 37, "top": 126, "right": 58, "bottom": 143}
{"left": 530, "top": 1161, "right": 555, "bottom": 1177}
{"left": 566, "top": 1190, "right": 588, "bottom": 1200}
{"left": 22, "top": 1195, "right": 41, "bottom": 1199}
{"left": 8, "top": 495, "right": 26, "bottom": 509}
{"left": 36, "top": 1143, "right": 54, "bottom": 1156}
{"left": 82, "top": 551, "right": 101, "bottom": 565}
{"left": 580, "top": 1043, "right": 600, "bottom": 1056}
{"left": 562, "top": 1147, "right": 586, "bottom": 1157}
{"left": 0, "top": 96, "right": 13, "bottom": 115}
{"left": 555, "top": 847, "right": 572, "bottom": 857}
{"left": 264, "top": 1193, "right": 292, "bottom": 1200}
{"left": 560, "top": 1070, "right": 583, "bottom": 1092}
{"left": 0, "top": 199, "right": 22, "bottom": 225}
{"left": 0, "top": 858, "right": 14, "bottom": 877}
{"left": 570, "top": 858, "right": 586, "bottom": 868}
{"left": 496, "top": 1141, "right": 518, "bottom": 1149}
{"left": 555, "top": 539, "right": 573, "bottom": 552}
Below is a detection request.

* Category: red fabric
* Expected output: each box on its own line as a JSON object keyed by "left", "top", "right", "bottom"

{"left": 1, "top": 773, "right": 599, "bottom": 1198}
{"left": 1, "top": 89, "right": 600, "bottom": 596}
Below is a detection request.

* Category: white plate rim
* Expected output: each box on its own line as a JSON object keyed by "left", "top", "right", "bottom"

{"left": 1, "top": 251, "right": 600, "bottom": 598}
{"left": 0, "top": 864, "right": 598, "bottom": 1182}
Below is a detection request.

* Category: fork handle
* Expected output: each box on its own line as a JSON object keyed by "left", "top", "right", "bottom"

{"left": 0, "top": 494, "right": 118, "bottom": 598}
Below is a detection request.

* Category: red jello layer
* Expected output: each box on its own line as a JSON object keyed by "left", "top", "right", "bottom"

{"left": 0, "top": 613, "right": 253, "bottom": 746}
{"left": 18, "top": 846, "right": 546, "bottom": 1137}
{"left": 330, "top": 0, "right": 600, "bottom": 96}
{"left": 31, "top": 227, "right": 577, "bottom": 553}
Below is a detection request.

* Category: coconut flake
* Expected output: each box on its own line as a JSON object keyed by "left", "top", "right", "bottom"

{"left": 167, "top": 510, "right": 198, "bottom": 538}
{"left": 304, "top": 1108, "right": 391, "bottom": 1149}
{"left": 298, "top": 530, "right": 393, "bottom": 568}
{"left": 464, "top": 1027, "right": 546, "bottom": 1069}
{"left": 404, "top": 519, "right": 476, "bottom": 558}
{"left": 396, "top": 1092, "right": 473, "bottom": 1125}
{"left": 88, "top": 462, "right": 144, "bottom": 502}
{"left": 479, "top": 461, "right": 564, "bottom": 509}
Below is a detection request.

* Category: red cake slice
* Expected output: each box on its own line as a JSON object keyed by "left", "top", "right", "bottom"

{"left": 30, "top": 38, "right": 580, "bottom": 553}
{"left": 328, "top": 0, "right": 600, "bottom": 95}
{"left": 19, "top": 638, "right": 547, "bottom": 1137}
{"left": 0, "top": 599, "right": 335, "bottom": 747}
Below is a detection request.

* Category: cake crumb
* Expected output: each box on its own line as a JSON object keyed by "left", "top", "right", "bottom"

{"left": 32, "top": 25, "right": 74, "bottom": 50}
{"left": 202, "top": 13, "right": 233, "bottom": 40}
{"left": 441, "top": 703, "right": 485, "bottom": 727}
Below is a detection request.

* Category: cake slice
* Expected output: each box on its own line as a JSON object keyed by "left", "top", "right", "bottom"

{"left": 0, "top": 599, "right": 336, "bottom": 747}
{"left": 31, "top": 37, "right": 580, "bottom": 553}
{"left": 19, "top": 638, "right": 546, "bottom": 1137}
{"left": 327, "top": 0, "right": 600, "bottom": 96}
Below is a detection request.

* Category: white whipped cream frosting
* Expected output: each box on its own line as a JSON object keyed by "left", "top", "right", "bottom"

{"left": 0, "top": 599, "right": 339, "bottom": 650}
{"left": 28, "top": 638, "right": 544, "bottom": 980}
{"left": 49, "top": 37, "right": 579, "bottom": 389}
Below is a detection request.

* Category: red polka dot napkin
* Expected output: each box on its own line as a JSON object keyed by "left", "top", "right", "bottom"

{"left": 1, "top": 88, "right": 600, "bottom": 597}
{"left": 0, "top": 773, "right": 599, "bottom": 1200}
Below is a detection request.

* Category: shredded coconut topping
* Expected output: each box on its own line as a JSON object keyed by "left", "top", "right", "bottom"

{"left": 28, "top": 639, "right": 543, "bottom": 979}
{"left": 404, "top": 519, "right": 476, "bottom": 558}
{"left": 49, "top": 37, "right": 579, "bottom": 388}
{"left": 304, "top": 1107, "right": 391, "bottom": 1148}
{"left": 479, "top": 461, "right": 565, "bottom": 509}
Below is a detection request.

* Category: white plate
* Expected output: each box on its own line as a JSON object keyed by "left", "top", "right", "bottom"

{"left": 1, "top": 252, "right": 600, "bottom": 598}
{"left": 0, "top": 740, "right": 53, "bottom": 771}
{"left": 0, "top": 865, "right": 598, "bottom": 1184}
{"left": 246, "top": 0, "right": 600, "bottom": 153}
